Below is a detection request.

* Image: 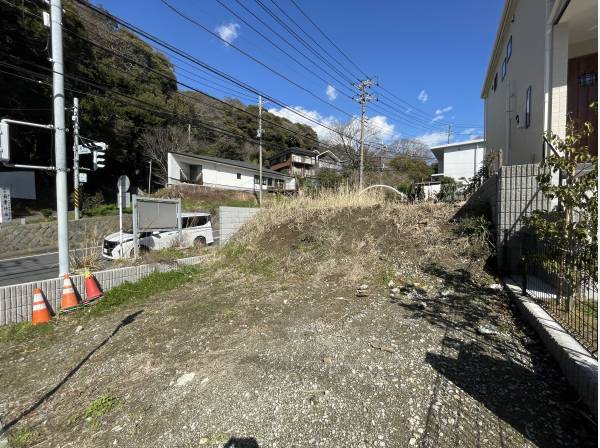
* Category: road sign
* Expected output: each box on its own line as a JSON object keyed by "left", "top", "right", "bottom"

{"left": 0, "top": 121, "right": 9, "bottom": 162}
{"left": 78, "top": 172, "right": 87, "bottom": 183}
{"left": 118, "top": 175, "right": 130, "bottom": 192}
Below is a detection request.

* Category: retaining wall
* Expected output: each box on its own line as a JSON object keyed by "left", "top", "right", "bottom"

{"left": 218, "top": 206, "right": 259, "bottom": 245}
{"left": 0, "top": 215, "right": 132, "bottom": 258}
{"left": 455, "top": 164, "right": 553, "bottom": 272}
{"left": 0, "top": 255, "right": 203, "bottom": 326}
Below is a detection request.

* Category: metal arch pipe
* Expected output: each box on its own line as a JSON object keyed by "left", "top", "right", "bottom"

{"left": 358, "top": 184, "right": 407, "bottom": 199}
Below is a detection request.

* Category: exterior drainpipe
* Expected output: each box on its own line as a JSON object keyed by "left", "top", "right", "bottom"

{"left": 542, "top": 0, "right": 554, "bottom": 162}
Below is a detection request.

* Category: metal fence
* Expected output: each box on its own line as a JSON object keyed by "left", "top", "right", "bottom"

{"left": 517, "top": 234, "right": 598, "bottom": 356}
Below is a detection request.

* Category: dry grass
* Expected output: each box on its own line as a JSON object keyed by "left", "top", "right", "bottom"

{"left": 223, "top": 188, "right": 482, "bottom": 290}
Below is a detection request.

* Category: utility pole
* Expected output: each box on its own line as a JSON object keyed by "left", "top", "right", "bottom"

{"left": 257, "top": 95, "right": 263, "bottom": 205}
{"left": 447, "top": 123, "right": 453, "bottom": 144}
{"left": 147, "top": 160, "right": 152, "bottom": 193}
{"left": 72, "top": 97, "right": 80, "bottom": 220}
{"left": 51, "top": 0, "right": 69, "bottom": 275}
{"left": 187, "top": 123, "right": 191, "bottom": 144}
{"left": 353, "top": 79, "right": 376, "bottom": 189}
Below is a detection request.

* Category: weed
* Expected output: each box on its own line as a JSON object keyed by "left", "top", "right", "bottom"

{"left": 86, "top": 266, "right": 200, "bottom": 316}
{"left": 7, "top": 426, "right": 37, "bottom": 447}
{"left": 83, "top": 394, "right": 122, "bottom": 426}
{"left": 0, "top": 321, "right": 55, "bottom": 344}
{"left": 456, "top": 215, "right": 491, "bottom": 243}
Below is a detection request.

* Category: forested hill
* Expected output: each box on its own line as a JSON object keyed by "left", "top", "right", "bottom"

{"left": 0, "top": 0, "right": 318, "bottom": 201}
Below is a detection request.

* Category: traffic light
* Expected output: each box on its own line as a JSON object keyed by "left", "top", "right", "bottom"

{"left": 92, "top": 142, "right": 107, "bottom": 170}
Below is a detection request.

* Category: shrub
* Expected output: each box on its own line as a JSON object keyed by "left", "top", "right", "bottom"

{"left": 456, "top": 215, "right": 492, "bottom": 244}
{"left": 40, "top": 208, "right": 53, "bottom": 218}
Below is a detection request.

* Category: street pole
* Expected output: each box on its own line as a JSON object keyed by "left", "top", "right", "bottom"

{"left": 51, "top": 0, "right": 69, "bottom": 275}
{"left": 148, "top": 160, "right": 152, "bottom": 193}
{"left": 447, "top": 123, "right": 452, "bottom": 144}
{"left": 258, "top": 95, "right": 263, "bottom": 205}
{"left": 72, "top": 97, "right": 80, "bottom": 220}
{"left": 359, "top": 98, "right": 366, "bottom": 189}
{"left": 187, "top": 123, "right": 191, "bottom": 144}
{"left": 354, "top": 79, "right": 376, "bottom": 190}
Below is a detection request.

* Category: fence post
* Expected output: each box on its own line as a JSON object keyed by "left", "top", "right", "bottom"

{"left": 521, "top": 253, "right": 527, "bottom": 296}
{"left": 503, "top": 229, "right": 509, "bottom": 276}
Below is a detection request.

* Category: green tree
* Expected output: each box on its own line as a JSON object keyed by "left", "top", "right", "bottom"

{"left": 524, "top": 118, "right": 598, "bottom": 251}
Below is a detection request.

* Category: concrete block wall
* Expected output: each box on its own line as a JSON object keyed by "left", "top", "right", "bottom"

{"left": 0, "top": 215, "right": 133, "bottom": 258}
{"left": 497, "top": 164, "right": 552, "bottom": 272}
{"left": 0, "top": 255, "right": 203, "bottom": 326}
{"left": 218, "top": 206, "right": 259, "bottom": 245}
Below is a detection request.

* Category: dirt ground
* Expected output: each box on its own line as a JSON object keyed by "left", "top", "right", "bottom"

{"left": 0, "top": 201, "right": 596, "bottom": 447}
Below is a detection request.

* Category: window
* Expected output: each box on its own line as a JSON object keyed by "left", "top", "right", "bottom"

{"left": 501, "top": 58, "right": 507, "bottom": 80}
{"left": 267, "top": 178, "right": 273, "bottom": 186}
{"left": 254, "top": 175, "right": 259, "bottom": 184}
{"left": 236, "top": 173, "right": 241, "bottom": 180}
{"left": 506, "top": 36, "right": 512, "bottom": 61}
{"left": 525, "top": 86, "right": 531, "bottom": 128}
{"left": 492, "top": 73, "right": 498, "bottom": 92}
{"left": 182, "top": 216, "right": 209, "bottom": 228}
{"left": 189, "top": 164, "right": 202, "bottom": 183}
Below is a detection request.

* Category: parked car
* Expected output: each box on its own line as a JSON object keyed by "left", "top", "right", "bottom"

{"left": 102, "top": 212, "right": 214, "bottom": 259}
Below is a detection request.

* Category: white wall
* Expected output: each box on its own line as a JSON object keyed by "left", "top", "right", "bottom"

{"left": 442, "top": 143, "right": 486, "bottom": 182}
{"left": 168, "top": 153, "right": 293, "bottom": 191}
{"left": 483, "top": 0, "right": 548, "bottom": 166}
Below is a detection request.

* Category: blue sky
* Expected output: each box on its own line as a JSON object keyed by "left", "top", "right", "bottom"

{"left": 93, "top": 0, "right": 504, "bottom": 147}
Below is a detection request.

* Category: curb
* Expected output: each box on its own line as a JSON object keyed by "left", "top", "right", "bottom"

{"left": 503, "top": 277, "right": 597, "bottom": 420}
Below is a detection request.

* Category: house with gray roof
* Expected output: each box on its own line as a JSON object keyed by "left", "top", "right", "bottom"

{"left": 167, "top": 152, "right": 296, "bottom": 192}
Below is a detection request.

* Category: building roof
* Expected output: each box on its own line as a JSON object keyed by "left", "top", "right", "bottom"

{"left": 272, "top": 147, "right": 317, "bottom": 158}
{"left": 171, "top": 152, "right": 290, "bottom": 178}
{"left": 430, "top": 139, "right": 486, "bottom": 159}
{"left": 481, "top": 0, "right": 515, "bottom": 98}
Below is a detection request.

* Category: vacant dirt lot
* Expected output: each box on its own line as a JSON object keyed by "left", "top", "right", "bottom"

{"left": 0, "top": 198, "right": 595, "bottom": 447}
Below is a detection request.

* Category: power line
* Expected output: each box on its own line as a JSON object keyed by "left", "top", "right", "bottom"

{"left": 71, "top": 0, "right": 361, "bottom": 139}
{"left": 213, "top": 0, "right": 355, "bottom": 99}
{"left": 158, "top": 0, "right": 354, "bottom": 118}
{"left": 252, "top": 0, "right": 355, "bottom": 86}
{"left": 287, "top": 0, "right": 369, "bottom": 80}
{"left": 265, "top": 0, "right": 360, "bottom": 82}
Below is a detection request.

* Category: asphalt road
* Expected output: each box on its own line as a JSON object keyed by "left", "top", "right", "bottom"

{"left": 0, "top": 247, "right": 101, "bottom": 287}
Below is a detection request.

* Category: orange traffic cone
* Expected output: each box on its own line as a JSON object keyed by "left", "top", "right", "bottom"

{"left": 60, "top": 274, "right": 79, "bottom": 310}
{"left": 32, "top": 288, "right": 51, "bottom": 325}
{"left": 84, "top": 270, "right": 103, "bottom": 303}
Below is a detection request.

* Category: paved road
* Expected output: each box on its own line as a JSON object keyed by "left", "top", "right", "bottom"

{"left": 0, "top": 247, "right": 101, "bottom": 287}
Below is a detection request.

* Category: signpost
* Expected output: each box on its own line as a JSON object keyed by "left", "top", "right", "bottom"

{"left": 117, "top": 175, "right": 130, "bottom": 257}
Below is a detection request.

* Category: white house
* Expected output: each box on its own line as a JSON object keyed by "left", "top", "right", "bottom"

{"left": 167, "top": 152, "right": 296, "bottom": 192}
{"left": 430, "top": 139, "right": 486, "bottom": 183}
{"left": 482, "top": 0, "right": 597, "bottom": 166}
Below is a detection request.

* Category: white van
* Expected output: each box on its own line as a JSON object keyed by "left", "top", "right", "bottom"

{"left": 102, "top": 212, "right": 214, "bottom": 259}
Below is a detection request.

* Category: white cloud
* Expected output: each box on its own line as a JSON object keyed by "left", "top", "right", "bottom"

{"left": 367, "top": 115, "right": 396, "bottom": 141}
{"left": 461, "top": 128, "right": 477, "bottom": 135}
{"left": 417, "top": 90, "right": 428, "bottom": 103}
{"left": 435, "top": 106, "right": 453, "bottom": 115}
{"left": 415, "top": 131, "right": 448, "bottom": 147}
{"left": 268, "top": 106, "right": 338, "bottom": 141}
{"left": 325, "top": 85, "right": 337, "bottom": 101}
{"left": 215, "top": 22, "right": 240, "bottom": 44}
{"left": 431, "top": 105, "right": 453, "bottom": 123}
{"left": 268, "top": 106, "right": 397, "bottom": 143}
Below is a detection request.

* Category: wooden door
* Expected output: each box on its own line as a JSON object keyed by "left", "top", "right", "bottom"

{"left": 568, "top": 53, "right": 598, "bottom": 156}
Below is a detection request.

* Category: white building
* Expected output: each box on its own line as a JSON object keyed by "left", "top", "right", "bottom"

{"left": 167, "top": 152, "right": 296, "bottom": 192}
{"left": 430, "top": 139, "right": 486, "bottom": 183}
{"left": 482, "top": 0, "right": 597, "bottom": 166}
